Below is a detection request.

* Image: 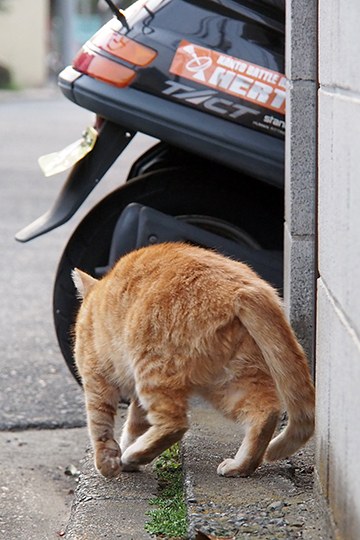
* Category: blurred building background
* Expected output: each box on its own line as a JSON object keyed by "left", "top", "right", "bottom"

{"left": 0, "top": 0, "right": 109, "bottom": 88}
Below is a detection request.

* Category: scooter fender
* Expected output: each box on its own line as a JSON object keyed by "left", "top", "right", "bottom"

{"left": 15, "top": 121, "right": 135, "bottom": 242}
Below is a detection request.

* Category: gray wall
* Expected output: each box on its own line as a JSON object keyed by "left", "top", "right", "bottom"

{"left": 286, "top": 0, "right": 360, "bottom": 537}
{"left": 284, "top": 0, "right": 317, "bottom": 364}
{"left": 316, "top": 1, "right": 360, "bottom": 538}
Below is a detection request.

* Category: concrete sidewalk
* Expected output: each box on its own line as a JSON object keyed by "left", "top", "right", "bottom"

{"left": 64, "top": 402, "right": 333, "bottom": 540}
{"left": 64, "top": 405, "right": 156, "bottom": 540}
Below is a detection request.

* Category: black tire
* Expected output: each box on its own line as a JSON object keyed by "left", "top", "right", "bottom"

{"left": 53, "top": 166, "right": 283, "bottom": 384}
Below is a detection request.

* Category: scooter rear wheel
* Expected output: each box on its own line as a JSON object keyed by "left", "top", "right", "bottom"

{"left": 53, "top": 166, "right": 283, "bottom": 384}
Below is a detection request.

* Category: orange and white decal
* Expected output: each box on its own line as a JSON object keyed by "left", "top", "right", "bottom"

{"left": 170, "top": 40, "right": 286, "bottom": 114}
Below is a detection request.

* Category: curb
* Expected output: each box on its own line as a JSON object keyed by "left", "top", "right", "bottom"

{"left": 64, "top": 448, "right": 156, "bottom": 540}
{"left": 64, "top": 409, "right": 156, "bottom": 540}
{"left": 65, "top": 402, "right": 332, "bottom": 539}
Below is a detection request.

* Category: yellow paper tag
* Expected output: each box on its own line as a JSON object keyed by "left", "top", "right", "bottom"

{"left": 38, "top": 126, "right": 98, "bottom": 177}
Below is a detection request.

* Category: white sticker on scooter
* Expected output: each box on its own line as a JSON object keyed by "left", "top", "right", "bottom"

{"left": 38, "top": 127, "right": 98, "bottom": 177}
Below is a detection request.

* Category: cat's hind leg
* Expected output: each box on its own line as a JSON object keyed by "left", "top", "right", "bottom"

{"left": 120, "top": 389, "right": 189, "bottom": 471}
{"left": 217, "top": 410, "right": 278, "bottom": 477}
{"left": 120, "top": 399, "right": 150, "bottom": 452}
{"left": 119, "top": 399, "right": 150, "bottom": 471}
{"left": 83, "top": 374, "right": 122, "bottom": 478}
{"left": 215, "top": 379, "right": 280, "bottom": 477}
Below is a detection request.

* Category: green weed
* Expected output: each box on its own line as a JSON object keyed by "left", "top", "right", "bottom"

{"left": 145, "top": 444, "right": 187, "bottom": 539}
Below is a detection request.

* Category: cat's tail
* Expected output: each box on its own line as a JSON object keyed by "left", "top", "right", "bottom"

{"left": 72, "top": 268, "right": 98, "bottom": 300}
{"left": 237, "top": 285, "right": 315, "bottom": 462}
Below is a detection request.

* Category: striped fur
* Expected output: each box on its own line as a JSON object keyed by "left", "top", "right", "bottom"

{"left": 72, "top": 242, "right": 315, "bottom": 478}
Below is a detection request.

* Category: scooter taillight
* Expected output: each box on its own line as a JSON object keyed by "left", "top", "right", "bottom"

{"left": 73, "top": 46, "right": 136, "bottom": 88}
{"left": 72, "top": 24, "right": 157, "bottom": 88}
{"left": 91, "top": 28, "right": 157, "bottom": 67}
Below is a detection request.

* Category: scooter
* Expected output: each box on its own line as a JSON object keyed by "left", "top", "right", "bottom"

{"left": 16, "top": 0, "right": 285, "bottom": 384}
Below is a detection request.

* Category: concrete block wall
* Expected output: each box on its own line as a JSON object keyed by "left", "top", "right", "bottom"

{"left": 316, "top": 1, "right": 360, "bottom": 537}
{"left": 284, "top": 0, "right": 317, "bottom": 363}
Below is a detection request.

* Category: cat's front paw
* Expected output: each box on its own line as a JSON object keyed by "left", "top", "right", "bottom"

{"left": 95, "top": 439, "right": 122, "bottom": 478}
{"left": 217, "top": 458, "right": 252, "bottom": 477}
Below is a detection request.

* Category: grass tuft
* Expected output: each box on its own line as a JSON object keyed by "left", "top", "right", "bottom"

{"left": 145, "top": 444, "right": 188, "bottom": 539}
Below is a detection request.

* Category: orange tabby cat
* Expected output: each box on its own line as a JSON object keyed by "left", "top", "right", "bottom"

{"left": 72, "top": 242, "right": 315, "bottom": 479}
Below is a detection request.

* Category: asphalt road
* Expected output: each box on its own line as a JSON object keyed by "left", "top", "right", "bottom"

{"left": 1, "top": 88, "right": 90, "bottom": 430}
{"left": 0, "top": 86, "right": 156, "bottom": 538}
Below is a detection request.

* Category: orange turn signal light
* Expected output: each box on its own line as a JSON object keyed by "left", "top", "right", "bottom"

{"left": 73, "top": 47, "right": 136, "bottom": 88}
{"left": 91, "top": 29, "right": 157, "bottom": 67}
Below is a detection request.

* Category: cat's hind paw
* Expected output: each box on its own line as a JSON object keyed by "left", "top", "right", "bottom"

{"left": 217, "top": 458, "right": 239, "bottom": 477}
{"left": 121, "top": 461, "right": 140, "bottom": 472}
{"left": 120, "top": 450, "right": 141, "bottom": 472}
{"left": 95, "top": 439, "right": 122, "bottom": 478}
{"left": 217, "top": 458, "right": 252, "bottom": 477}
